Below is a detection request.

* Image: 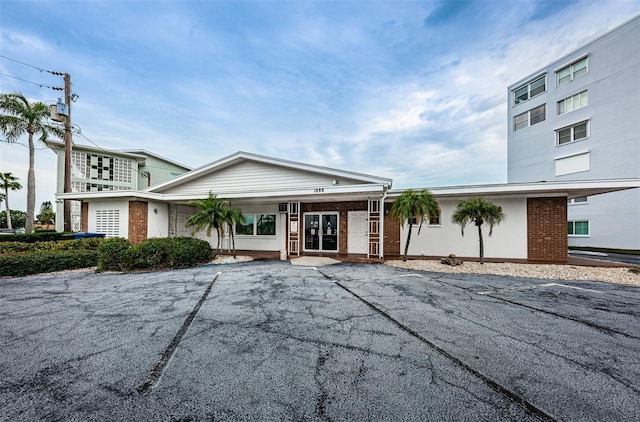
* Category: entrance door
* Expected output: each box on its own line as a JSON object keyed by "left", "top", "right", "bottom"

{"left": 304, "top": 212, "right": 339, "bottom": 252}
{"left": 348, "top": 211, "right": 368, "bottom": 254}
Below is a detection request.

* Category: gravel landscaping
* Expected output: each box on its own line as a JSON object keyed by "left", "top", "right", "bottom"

{"left": 385, "top": 259, "right": 640, "bottom": 286}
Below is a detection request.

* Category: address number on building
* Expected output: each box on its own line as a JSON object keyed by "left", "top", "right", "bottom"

{"left": 314, "top": 188, "right": 325, "bottom": 193}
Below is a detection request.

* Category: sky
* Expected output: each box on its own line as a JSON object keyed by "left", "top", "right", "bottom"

{"left": 1, "top": 0, "right": 639, "bottom": 212}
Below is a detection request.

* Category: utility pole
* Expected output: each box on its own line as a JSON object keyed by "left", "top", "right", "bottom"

{"left": 63, "top": 73, "right": 72, "bottom": 232}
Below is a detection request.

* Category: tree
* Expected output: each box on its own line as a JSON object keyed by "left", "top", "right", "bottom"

{"left": 221, "top": 207, "right": 245, "bottom": 256}
{"left": 0, "top": 172, "right": 22, "bottom": 229}
{"left": 36, "top": 201, "right": 55, "bottom": 225}
{"left": 0, "top": 93, "right": 64, "bottom": 233}
{"left": 186, "top": 193, "right": 229, "bottom": 252}
{"left": 451, "top": 197, "right": 505, "bottom": 264}
{"left": 390, "top": 189, "right": 440, "bottom": 262}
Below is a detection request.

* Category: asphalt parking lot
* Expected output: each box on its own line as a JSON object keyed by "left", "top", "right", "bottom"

{"left": 1, "top": 260, "right": 639, "bottom": 421}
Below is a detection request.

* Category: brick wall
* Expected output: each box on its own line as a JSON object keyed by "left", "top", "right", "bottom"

{"left": 302, "top": 201, "right": 367, "bottom": 254}
{"left": 527, "top": 197, "right": 567, "bottom": 262}
{"left": 383, "top": 203, "right": 401, "bottom": 256}
{"left": 128, "top": 201, "right": 148, "bottom": 245}
{"left": 81, "top": 202, "right": 88, "bottom": 232}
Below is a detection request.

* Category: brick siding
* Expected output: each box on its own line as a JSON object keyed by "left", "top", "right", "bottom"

{"left": 383, "top": 203, "right": 401, "bottom": 256}
{"left": 128, "top": 201, "right": 148, "bottom": 245}
{"left": 527, "top": 197, "right": 567, "bottom": 262}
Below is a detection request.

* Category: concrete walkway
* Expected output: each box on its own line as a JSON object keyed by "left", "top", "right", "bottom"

{"left": 289, "top": 256, "right": 341, "bottom": 267}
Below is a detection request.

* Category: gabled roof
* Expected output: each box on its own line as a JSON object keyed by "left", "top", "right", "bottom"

{"left": 147, "top": 151, "right": 393, "bottom": 193}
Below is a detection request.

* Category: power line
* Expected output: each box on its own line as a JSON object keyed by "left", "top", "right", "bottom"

{"left": 0, "top": 72, "right": 63, "bottom": 90}
{"left": 0, "top": 54, "right": 65, "bottom": 76}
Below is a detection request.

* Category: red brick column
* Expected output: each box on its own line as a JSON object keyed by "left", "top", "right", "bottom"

{"left": 128, "top": 201, "right": 148, "bottom": 245}
{"left": 527, "top": 197, "right": 567, "bottom": 262}
{"left": 81, "top": 202, "right": 88, "bottom": 232}
{"left": 383, "top": 203, "right": 401, "bottom": 256}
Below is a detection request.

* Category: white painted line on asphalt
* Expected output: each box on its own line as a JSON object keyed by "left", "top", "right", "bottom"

{"left": 477, "top": 282, "right": 603, "bottom": 295}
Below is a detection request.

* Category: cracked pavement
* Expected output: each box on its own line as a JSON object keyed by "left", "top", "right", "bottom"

{"left": 1, "top": 260, "right": 639, "bottom": 421}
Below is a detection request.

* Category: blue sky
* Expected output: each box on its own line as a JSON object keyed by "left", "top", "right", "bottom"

{"left": 1, "top": 0, "right": 639, "bottom": 211}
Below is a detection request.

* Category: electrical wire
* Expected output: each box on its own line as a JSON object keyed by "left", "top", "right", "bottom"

{"left": 0, "top": 72, "right": 63, "bottom": 90}
{"left": 0, "top": 54, "right": 65, "bottom": 76}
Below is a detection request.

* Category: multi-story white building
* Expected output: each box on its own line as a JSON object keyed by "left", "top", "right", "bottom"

{"left": 507, "top": 15, "right": 640, "bottom": 250}
{"left": 45, "top": 140, "right": 191, "bottom": 232}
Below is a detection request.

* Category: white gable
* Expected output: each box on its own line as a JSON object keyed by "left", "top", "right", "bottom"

{"left": 156, "top": 160, "right": 371, "bottom": 196}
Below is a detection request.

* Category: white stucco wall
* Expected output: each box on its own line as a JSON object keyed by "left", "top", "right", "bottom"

{"left": 400, "top": 198, "right": 528, "bottom": 260}
{"left": 87, "top": 200, "right": 129, "bottom": 239}
{"left": 184, "top": 203, "right": 282, "bottom": 252}
{"left": 147, "top": 201, "right": 169, "bottom": 238}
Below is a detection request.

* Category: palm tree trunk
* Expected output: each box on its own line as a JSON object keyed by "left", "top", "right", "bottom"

{"left": 26, "top": 132, "right": 36, "bottom": 233}
{"left": 4, "top": 185, "right": 11, "bottom": 229}
{"left": 478, "top": 224, "right": 484, "bottom": 264}
{"left": 403, "top": 224, "right": 413, "bottom": 262}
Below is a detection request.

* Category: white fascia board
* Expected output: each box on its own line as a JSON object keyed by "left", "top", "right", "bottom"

{"left": 119, "top": 149, "right": 192, "bottom": 171}
{"left": 44, "top": 140, "right": 146, "bottom": 161}
{"left": 386, "top": 179, "right": 640, "bottom": 200}
{"left": 58, "top": 183, "right": 387, "bottom": 203}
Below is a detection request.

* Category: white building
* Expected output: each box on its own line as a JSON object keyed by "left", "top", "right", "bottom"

{"left": 58, "top": 151, "right": 639, "bottom": 262}
{"left": 507, "top": 15, "right": 640, "bottom": 250}
{"left": 46, "top": 140, "right": 191, "bottom": 232}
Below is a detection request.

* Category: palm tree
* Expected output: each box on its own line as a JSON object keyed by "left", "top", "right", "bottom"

{"left": 0, "top": 93, "right": 64, "bottom": 233}
{"left": 390, "top": 189, "right": 439, "bottom": 262}
{"left": 222, "top": 207, "right": 245, "bottom": 256}
{"left": 37, "top": 201, "right": 55, "bottom": 226}
{"left": 0, "top": 172, "right": 22, "bottom": 229}
{"left": 186, "top": 193, "right": 229, "bottom": 252}
{"left": 451, "top": 197, "right": 505, "bottom": 264}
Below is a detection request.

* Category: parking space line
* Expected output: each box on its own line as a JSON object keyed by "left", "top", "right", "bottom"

{"left": 137, "top": 272, "right": 221, "bottom": 393}
{"left": 477, "top": 283, "right": 603, "bottom": 295}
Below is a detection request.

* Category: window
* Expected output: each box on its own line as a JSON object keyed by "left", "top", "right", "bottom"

{"left": 235, "top": 214, "right": 276, "bottom": 236}
{"left": 557, "top": 121, "right": 588, "bottom": 145}
{"left": 568, "top": 220, "right": 589, "bottom": 236}
{"left": 558, "top": 91, "right": 588, "bottom": 114}
{"left": 513, "top": 75, "right": 546, "bottom": 104}
{"left": 429, "top": 208, "right": 441, "bottom": 226}
{"left": 556, "top": 57, "right": 588, "bottom": 86}
{"left": 568, "top": 196, "right": 588, "bottom": 205}
{"left": 236, "top": 214, "right": 254, "bottom": 235}
{"left": 514, "top": 104, "right": 546, "bottom": 131}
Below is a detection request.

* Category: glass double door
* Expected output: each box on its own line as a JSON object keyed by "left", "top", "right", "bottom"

{"left": 304, "top": 213, "right": 338, "bottom": 252}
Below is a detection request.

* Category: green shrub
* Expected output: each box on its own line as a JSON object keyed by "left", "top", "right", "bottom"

{"left": 0, "top": 241, "right": 33, "bottom": 254}
{"left": 0, "top": 231, "right": 72, "bottom": 243}
{"left": 0, "top": 238, "right": 106, "bottom": 255}
{"left": 0, "top": 250, "right": 99, "bottom": 277}
{"left": 97, "top": 237, "right": 213, "bottom": 272}
{"left": 97, "top": 238, "right": 132, "bottom": 272}
{"left": 164, "top": 237, "right": 213, "bottom": 269}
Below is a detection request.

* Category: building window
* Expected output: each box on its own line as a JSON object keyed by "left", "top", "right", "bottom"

{"left": 514, "top": 104, "right": 546, "bottom": 131}
{"left": 568, "top": 196, "right": 588, "bottom": 205}
{"left": 558, "top": 91, "right": 588, "bottom": 115}
{"left": 568, "top": 220, "right": 589, "bottom": 236}
{"left": 513, "top": 75, "right": 546, "bottom": 105}
{"left": 429, "top": 208, "right": 441, "bottom": 226}
{"left": 236, "top": 214, "right": 276, "bottom": 236}
{"left": 557, "top": 57, "right": 588, "bottom": 86}
{"left": 557, "top": 121, "right": 589, "bottom": 145}
{"left": 236, "top": 214, "right": 254, "bottom": 235}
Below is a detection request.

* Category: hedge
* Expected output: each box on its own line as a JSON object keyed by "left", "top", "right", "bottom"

{"left": 0, "top": 250, "right": 99, "bottom": 277}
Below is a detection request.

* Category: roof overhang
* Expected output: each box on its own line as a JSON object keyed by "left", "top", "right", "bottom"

{"left": 386, "top": 178, "right": 640, "bottom": 200}
{"left": 57, "top": 183, "right": 388, "bottom": 204}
